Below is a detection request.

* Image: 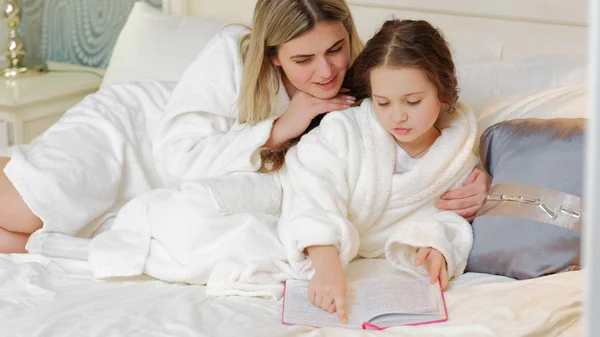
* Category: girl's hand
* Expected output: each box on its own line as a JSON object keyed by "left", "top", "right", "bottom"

{"left": 435, "top": 167, "right": 492, "bottom": 222}
{"left": 265, "top": 91, "right": 355, "bottom": 148}
{"left": 306, "top": 245, "right": 349, "bottom": 323}
{"left": 415, "top": 247, "right": 449, "bottom": 290}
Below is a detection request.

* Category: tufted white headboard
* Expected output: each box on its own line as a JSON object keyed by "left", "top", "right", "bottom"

{"left": 162, "top": 0, "right": 588, "bottom": 61}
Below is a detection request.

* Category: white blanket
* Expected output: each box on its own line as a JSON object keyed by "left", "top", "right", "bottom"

{"left": 88, "top": 172, "right": 292, "bottom": 299}
{"left": 279, "top": 99, "right": 478, "bottom": 280}
{"left": 0, "top": 254, "right": 581, "bottom": 337}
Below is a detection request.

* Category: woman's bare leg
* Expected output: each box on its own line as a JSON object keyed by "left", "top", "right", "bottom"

{"left": 0, "top": 157, "right": 42, "bottom": 253}
{"left": 0, "top": 227, "right": 28, "bottom": 253}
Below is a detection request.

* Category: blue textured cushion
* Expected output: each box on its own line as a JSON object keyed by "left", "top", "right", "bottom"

{"left": 467, "top": 118, "right": 584, "bottom": 279}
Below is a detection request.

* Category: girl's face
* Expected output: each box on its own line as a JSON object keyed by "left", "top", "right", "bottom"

{"left": 272, "top": 21, "right": 351, "bottom": 99}
{"left": 370, "top": 66, "right": 443, "bottom": 152}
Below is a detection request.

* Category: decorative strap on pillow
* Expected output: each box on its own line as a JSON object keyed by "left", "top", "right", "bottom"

{"left": 476, "top": 182, "right": 582, "bottom": 232}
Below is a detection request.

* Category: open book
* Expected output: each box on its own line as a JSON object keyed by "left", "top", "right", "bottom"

{"left": 282, "top": 276, "right": 447, "bottom": 330}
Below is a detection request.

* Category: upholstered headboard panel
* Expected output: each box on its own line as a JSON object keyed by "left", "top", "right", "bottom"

{"left": 162, "top": 0, "right": 588, "bottom": 61}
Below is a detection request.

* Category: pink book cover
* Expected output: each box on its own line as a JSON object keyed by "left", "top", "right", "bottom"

{"left": 281, "top": 279, "right": 448, "bottom": 330}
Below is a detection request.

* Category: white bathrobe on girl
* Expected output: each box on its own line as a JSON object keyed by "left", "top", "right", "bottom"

{"left": 278, "top": 99, "right": 477, "bottom": 279}
{"left": 9, "top": 26, "right": 292, "bottom": 298}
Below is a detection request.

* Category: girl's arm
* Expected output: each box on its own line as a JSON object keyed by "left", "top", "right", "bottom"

{"left": 387, "top": 156, "right": 478, "bottom": 281}
{"left": 384, "top": 211, "right": 474, "bottom": 281}
{"left": 306, "top": 245, "right": 349, "bottom": 323}
{"left": 279, "top": 113, "right": 360, "bottom": 322}
{"left": 278, "top": 113, "right": 360, "bottom": 278}
{"left": 415, "top": 247, "right": 449, "bottom": 290}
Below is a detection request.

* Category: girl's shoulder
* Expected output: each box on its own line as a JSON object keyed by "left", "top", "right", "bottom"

{"left": 438, "top": 100, "right": 476, "bottom": 131}
{"left": 321, "top": 99, "right": 372, "bottom": 126}
{"left": 454, "top": 100, "right": 474, "bottom": 118}
{"left": 313, "top": 100, "right": 375, "bottom": 142}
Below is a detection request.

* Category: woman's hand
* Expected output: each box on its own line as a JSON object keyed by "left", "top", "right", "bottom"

{"left": 435, "top": 167, "right": 492, "bottom": 222}
{"left": 265, "top": 91, "right": 355, "bottom": 148}
{"left": 415, "top": 247, "right": 449, "bottom": 290}
{"left": 306, "top": 245, "right": 349, "bottom": 323}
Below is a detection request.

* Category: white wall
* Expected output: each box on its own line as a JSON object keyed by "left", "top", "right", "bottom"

{"left": 165, "top": 0, "right": 589, "bottom": 61}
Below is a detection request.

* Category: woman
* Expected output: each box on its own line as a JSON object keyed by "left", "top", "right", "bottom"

{"left": 0, "top": 0, "right": 489, "bottom": 287}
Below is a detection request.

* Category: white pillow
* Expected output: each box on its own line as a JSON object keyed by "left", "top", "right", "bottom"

{"left": 464, "top": 84, "right": 587, "bottom": 151}
{"left": 103, "top": 2, "right": 587, "bottom": 104}
{"left": 101, "top": 2, "right": 226, "bottom": 87}
{"left": 457, "top": 56, "right": 587, "bottom": 102}
{"left": 451, "top": 42, "right": 502, "bottom": 64}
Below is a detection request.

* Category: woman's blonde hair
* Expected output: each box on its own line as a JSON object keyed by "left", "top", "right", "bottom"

{"left": 238, "top": 0, "right": 363, "bottom": 126}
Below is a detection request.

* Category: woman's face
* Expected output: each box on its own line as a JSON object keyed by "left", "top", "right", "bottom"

{"left": 272, "top": 21, "right": 351, "bottom": 99}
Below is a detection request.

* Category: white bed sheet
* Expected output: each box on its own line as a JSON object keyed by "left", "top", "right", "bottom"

{"left": 0, "top": 254, "right": 581, "bottom": 337}
{"left": 0, "top": 75, "right": 584, "bottom": 337}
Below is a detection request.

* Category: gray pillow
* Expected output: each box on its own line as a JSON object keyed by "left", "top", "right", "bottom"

{"left": 466, "top": 118, "right": 584, "bottom": 279}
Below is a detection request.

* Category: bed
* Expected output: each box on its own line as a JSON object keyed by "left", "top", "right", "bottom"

{"left": 0, "top": 0, "right": 589, "bottom": 336}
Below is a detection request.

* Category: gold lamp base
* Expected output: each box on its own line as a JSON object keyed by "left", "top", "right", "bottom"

{"left": 2, "top": 61, "right": 48, "bottom": 78}
{"left": 2, "top": 0, "right": 49, "bottom": 79}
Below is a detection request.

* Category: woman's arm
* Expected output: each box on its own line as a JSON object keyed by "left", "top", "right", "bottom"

{"left": 264, "top": 91, "right": 354, "bottom": 148}
{"left": 435, "top": 166, "right": 492, "bottom": 221}
{"left": 152, "top": 27, "right": 276, "bottom": 186}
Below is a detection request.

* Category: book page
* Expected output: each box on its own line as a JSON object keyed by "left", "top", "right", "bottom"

{"left": 282, "top": 277, "right": 443, "bottom": 329}
{"left": 357, "top": 277, "right": 438, "bottom": 319}
{"left": 282, "top": 279, "right": 364, "bottom": 328}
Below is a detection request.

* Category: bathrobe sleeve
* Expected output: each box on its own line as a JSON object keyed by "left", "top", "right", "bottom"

{"left": 384, "top": 211, "right": 474, "bottom": 280}
{"left": 152, "top": 26, "right": 277, "bottom": 186}
{"left": 278, "top": 112, "right": 361, "bottom": 278}
{"left": 384, "top": 157, "right": 478, "bottom": 280}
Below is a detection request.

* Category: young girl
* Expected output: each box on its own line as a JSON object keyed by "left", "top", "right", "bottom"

{"left": 278, "top": 19, "right": 477, "bottom": 321}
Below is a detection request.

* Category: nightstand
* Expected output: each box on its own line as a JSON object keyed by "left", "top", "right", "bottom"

{"left": 0, "top": 61, "right": 104, "bottom": 148}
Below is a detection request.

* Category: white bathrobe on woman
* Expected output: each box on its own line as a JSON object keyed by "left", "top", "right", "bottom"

{"left": 279, "top": 99, "right": 477, "bottom": 280}
{"left": 5, "top": 26, "right": 292, "bottom": 298}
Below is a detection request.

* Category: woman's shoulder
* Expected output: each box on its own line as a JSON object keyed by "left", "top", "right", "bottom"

{"left": 216, "top": 25, "right": 251, "bottom": 43}
{"left": 201, "top": 25, "right": 250, "bottom": 54}
{"left": 162, "top": 25, "right": 250, "bottom": 117}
